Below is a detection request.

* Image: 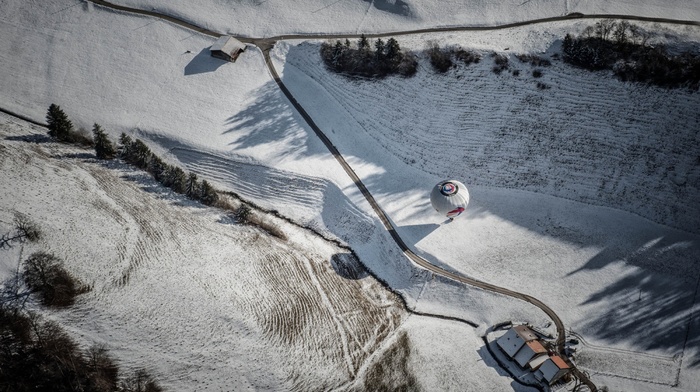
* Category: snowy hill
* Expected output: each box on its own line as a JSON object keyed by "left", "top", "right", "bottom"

{"left": 1, "top": 0, "right": 700, "bottom": 391}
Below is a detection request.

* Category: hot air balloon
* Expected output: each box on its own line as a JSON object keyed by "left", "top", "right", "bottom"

{"left": 430, "top": 180, "right": 470, "bottom": 219}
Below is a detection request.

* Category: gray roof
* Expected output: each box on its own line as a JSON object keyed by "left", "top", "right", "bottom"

{"left": 211, "top": 36, "right": 245, "bottom": 54}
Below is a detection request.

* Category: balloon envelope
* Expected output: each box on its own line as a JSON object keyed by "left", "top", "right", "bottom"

{"left": 430, "top": 180, "right": 470, "bottom": 218}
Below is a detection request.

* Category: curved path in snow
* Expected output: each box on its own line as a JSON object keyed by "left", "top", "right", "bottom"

{"left": 83, "top": 2, "right": 700, "bottom": 390}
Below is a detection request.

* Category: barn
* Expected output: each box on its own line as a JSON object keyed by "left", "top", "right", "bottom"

{"left": 210, "top": 36, "right": 245, "bottom": 62}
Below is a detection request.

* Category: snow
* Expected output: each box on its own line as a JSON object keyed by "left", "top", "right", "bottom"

{"left": 109, "top": 0, "right": 700, "bottom": 36}
{"left": 1, "top": 0, "right": 700, "bottom": 390}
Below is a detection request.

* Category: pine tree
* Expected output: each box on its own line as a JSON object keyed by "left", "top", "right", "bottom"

{"left": 46, "top": 104, "right": 74, "bottom": 142}
{"left": 358, "top": 34, "right": 370, "bottom": 52}
{"left": 374, "top": 38, "right": 386, "bottom": 62}
{"left": 185, "top": 172, "right": 200, "bottom": 198}
{"left": 385, "top": 38, "right": 402, "bottom": 65}
{"left": 92, "top": 124, "right": 116, "bottom": 160}
{"left": 169, "top": 166, "right": 187, "bottom": 194}
{"left": 332, "top": 40, "right": 344, "bottom": 67}
{"left": 199, "top": 180, "right": 219, "bottom": 206}
{"left": 118, "top": 133, "right": 133, "bottom": 158}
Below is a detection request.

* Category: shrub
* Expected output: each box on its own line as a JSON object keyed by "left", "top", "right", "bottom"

{"left": 22, "top": 252, "right": 80, "bottom": 307}
{"left": 428, "top": 43, "right": 453, "bottom": 73}
{"left": 533, "top": 69, "right": 543, "bottom": 78}
{"left": 454, "top": 48, "right": 481, "bottom": 65}
{"left": 515, "top": 53, "right": 551, "bottom": 67}
{"left": 491, "top": 53, "right": 509, "bottom": 74}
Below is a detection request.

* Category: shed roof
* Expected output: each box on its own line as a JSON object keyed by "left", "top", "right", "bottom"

{"left": 211, "top": 36, "right": 245, "bottom": 54}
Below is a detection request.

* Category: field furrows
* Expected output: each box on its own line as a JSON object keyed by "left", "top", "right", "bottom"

{"left": 170, "top": 147, "right": 325, "bottom": 208}
{"left": 241, "top": 245, "right": 405, "bottom": 388}
{"left": 166, "top": 146, "right": 378, "bottom": 243}
{"left": 287, "top": 43, "right": 700, "bottom": 232}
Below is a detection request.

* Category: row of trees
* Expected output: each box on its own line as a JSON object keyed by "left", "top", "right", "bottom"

{"left": 44, "top": 105, "right": 287, "bottom": 238}
{"left": 563, "top": 20, "right": 700, "bottom": 89}
{"left": 118, "top": 134, "right": 219, "bottom": 206}
{"left": 321, "top": 35, "right": 418, "bottom": 78}
{"left": 45, "top": 105, "right": 219, "bottom": 207}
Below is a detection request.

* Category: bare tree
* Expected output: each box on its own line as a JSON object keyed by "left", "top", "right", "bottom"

{"left": 120, "top": 369, "right": 163, "bottom": 392}
{"left": 0, "top": 212, "right": 41, "bottom": 249}
{"left": 23, "top": 252, "right": 78, "bottom": 307}
{"left": 595, "top": 19, "right": 617, "bottom": 41}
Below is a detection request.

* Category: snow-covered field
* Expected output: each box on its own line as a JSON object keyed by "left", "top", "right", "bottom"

{"left": 2, "top": 0, "right": 700, "bottom": 390}
{"left": 110, "top": 0, "right": 700, "bottom": 36}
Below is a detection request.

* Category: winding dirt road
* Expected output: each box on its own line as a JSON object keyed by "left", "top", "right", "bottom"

{"left": 52, "top": 2, "right": 700, "bottom": 390}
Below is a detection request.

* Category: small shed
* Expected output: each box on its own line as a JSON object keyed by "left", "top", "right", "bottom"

{"left": 536, "top": 355, "right": 571, "bottom": 385}
{"left": 210, "top": 36, "right": 245, "bottom": 62}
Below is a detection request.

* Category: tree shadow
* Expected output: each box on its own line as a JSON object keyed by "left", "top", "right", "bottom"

{"left": 5, "top": 134, "right": 52, "bottom": 143}
{"left": 329, "top": 253, "right": 368, "bottom": 280}
{"left": 363, "top": 0, "right": 413, "bottom": 17}
{"left": 573, "top": 235, "right": 700, "bottom": 366}
{"left": 223, "top": 80, "right": 308, "bottom": 159}
{"left": 184, "top": 47, "right": 226, "bottom": 76}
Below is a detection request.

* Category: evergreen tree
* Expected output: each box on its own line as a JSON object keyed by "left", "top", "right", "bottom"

{"left": 332, "top": 40, "right": 344, "bottom": 66}
{"left": 374, "top": 38, "right": 386, "bottom": 63}
{"left": 385, "top": 38, "right": 402, "bottom": 65}
{"left": 118, "top": 133, "right": 133, "bottom": 158}
{"left": 185, "top": 172, "right": 200, "bottom": 198}
{"left": 169, "top": 166, "right": 187, "bottom": 194}
{"left": 199, "top": 180, "right": 219, "bottom": 206}
{"left": 46, "top": 104, "right": 73, "bottom": 142}
{"left": 92, "top": 124, "right": 116, "bottom": 160}
{"left": 358, "top": 34, "right": 370, "bottom": 52}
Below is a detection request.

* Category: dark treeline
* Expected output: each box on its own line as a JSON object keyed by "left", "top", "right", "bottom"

{"left": 1, "top": 215, "right": 162, "bottom": 392}
{"left": 117, "top": 134, "right": 219, "bottom": 206}
{"left": 0, "top": 307, "right": 162, "bottom": 392}
{"left": 563, "top": 19, "right": 700, "bottom": 89}
{"left": 321, "top": 35, "right": 418, "bottom": 78}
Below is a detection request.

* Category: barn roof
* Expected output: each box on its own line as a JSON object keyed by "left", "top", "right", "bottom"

{"left": 211, "top": 36, "right": 245, "bottom": 54}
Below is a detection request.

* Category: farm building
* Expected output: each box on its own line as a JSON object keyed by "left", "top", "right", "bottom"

{"left": 210, "top": 36, "right": 245, "bottom": 62}
{"left": 535, "top": 355, "right": 571, "bottom": 385}
{"left": 514, "top": 340, "right": 548, "bottom": 369}
{"left": 496, "top": 325, "right": 539, "bottom": 358}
